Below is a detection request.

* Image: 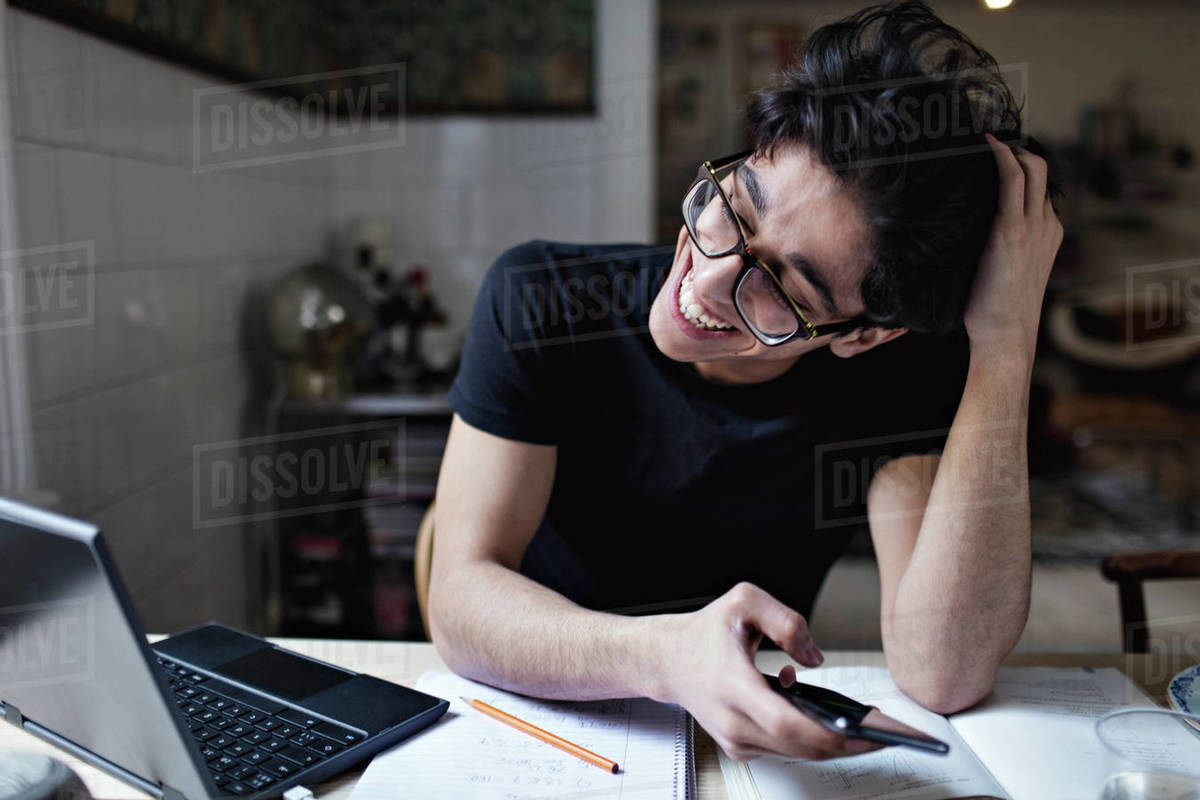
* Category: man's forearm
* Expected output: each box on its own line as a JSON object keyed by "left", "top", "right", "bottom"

{"left": 429, "top": 559, "right": 673, "bottom": 703}
{"left": 884, "top": 346, "right": 1034, "bottom": 712}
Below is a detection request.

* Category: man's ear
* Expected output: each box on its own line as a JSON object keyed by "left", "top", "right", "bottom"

{"left": 827, "top": 325, "right": 908, "bottom": 358}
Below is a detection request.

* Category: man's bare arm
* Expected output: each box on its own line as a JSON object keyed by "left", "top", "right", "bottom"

{"left": 869, "top": 355, "right": 1033, "bottom": 715}
{"left": 868, "top": 137, "right": 1061, "bottom": 714}
{"left": 428, "top": 415, "right": 667, "bottom": 702}
{"left": 430, "top": 415, "right": 865, "bottom": 761}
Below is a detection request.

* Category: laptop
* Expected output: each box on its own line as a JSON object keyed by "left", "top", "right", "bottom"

{"left": 0, "top": 497, "right": 449, "bottom": 799}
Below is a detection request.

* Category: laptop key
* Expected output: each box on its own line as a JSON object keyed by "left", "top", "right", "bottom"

{"left": 194, "top": 711, "right": 219, "bottom": 725}
{"left": 243, "top": 731, "right": 267, "bottom": 745}
{"left": 200, "top": 746, "right": 219, "bottom": 762}
{"left": 210, "top": 774, "right": 227, "bottom": 787}
{"left": 212, "top": 756, "right": 238, "bottom": 773}
{"left": 224, "top": 743, "right": 250, "bottom": 758}
{"left": 241, "top": 750, "right": 268, "bottom": 766}
{"left": 312, "top": 721, "right": 362, "bottom": 744}
{"left": 223, "top": 782, "right": 249, "bottom": 795}
{"left": 277, "top": 745, "right": 319, "bottom": 767}
{"left": 246, "top": 774, "right": 275, "bottom": 791}
{"left": 210, "top": 718, "right": 234, "bottom": 731}
{"left": 254, "top": 718, "right": 281, "bottom": 732}
{"left": 238, "top": 710, "right": 265, "bottom": 725}
{"left": 207, "top": 698, "right": 233, "bottom": 712}
{"left": 222, "top": 705, "right": 246, "bottom": 718}
{"left": 182, "top": 705, "right": 203, "bottom": 717}
{"left": 195, "top": 693, "right": 215, "bottom": 705}
{"left": 260, "top": 758, "right": 300, "bottom": 779}
{"left": 289, "top": 732, "right": 319, "bottom": 748}
{"left": 227, "top": 765, "right": 255, "bottom": 781}
{"left": 277, "top": 709, "right": 320, "bottom": 728}
{"left": 227, "top": 724, "right": 252, "bottom": 738}
{"left": 309, "top": 739, "right": 343, "bottom": 757}
{"left": 275, "top": 724, "right": 300, "bottom": 739}
{"left": 175, "top": 687, "right": 199, "bottom": 699}
{"left": 211, "top": 735, "right": 236, "bottom": 750}
{"left": 261, "top": 738, "right": 287, "bottom": 753}
{"left": 193, "top": 727, "right": 218, "bottom": 743}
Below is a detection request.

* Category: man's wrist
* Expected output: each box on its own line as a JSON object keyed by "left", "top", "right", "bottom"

{"left": 967, "top": 335, "right": 1036, "bottom": 380}
{"left": 623, "top": 612, "right": 681, "bottom": 703}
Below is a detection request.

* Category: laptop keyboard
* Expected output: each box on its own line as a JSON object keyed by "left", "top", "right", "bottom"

{"left": 157, "top": 656, "right": 364, "bottom": 796}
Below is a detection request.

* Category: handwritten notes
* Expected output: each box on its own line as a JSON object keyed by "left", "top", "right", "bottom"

{"left": 719, "top": 666, "right": 1003, "bottom": 800}
{"left": 720, "top": 666, "right": 1200, "bottom": 800}
{"left": 348, "top": 671, "right": 693, "bottom": 799}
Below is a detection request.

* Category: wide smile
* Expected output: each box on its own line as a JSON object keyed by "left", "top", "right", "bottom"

{"left": 668, "top": 246, "right": 740, "bottom": 341}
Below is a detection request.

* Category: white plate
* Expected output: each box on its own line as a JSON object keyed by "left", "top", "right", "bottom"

{"left": 1167, "top": 664, "right": 1200, "bottom": 723}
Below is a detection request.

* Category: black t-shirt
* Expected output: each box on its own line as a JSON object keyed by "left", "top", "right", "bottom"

{"left": 447, "top": 240, "right": 970, "bottom": 618}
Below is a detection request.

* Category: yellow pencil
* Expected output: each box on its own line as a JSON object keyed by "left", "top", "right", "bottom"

{"left": 461, "top": 696, "right": 620, "bottom": 773}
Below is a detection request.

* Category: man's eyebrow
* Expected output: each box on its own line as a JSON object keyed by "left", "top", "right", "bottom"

{"left": 737, "top": 164, "right": 768, "bottom": 217}
{"left": 786, "top": 253, "right": 840, "bottom": 317}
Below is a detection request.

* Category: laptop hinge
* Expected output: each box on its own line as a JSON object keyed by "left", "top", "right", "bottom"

{"left": 2, "top": 700, "right": 23, "bottom": 726}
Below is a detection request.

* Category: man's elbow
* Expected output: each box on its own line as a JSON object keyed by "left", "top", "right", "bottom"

{"left": 893, "top": 669, "right": 995, "bottom": 715}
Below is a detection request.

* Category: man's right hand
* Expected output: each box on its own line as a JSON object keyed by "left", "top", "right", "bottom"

{"left": 653, "top": 582, "right": 882, "bottom": 762}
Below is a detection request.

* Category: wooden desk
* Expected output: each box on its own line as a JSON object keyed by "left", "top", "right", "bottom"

{"left": 1, "top": 641, "right": 1192, "bottom": 800}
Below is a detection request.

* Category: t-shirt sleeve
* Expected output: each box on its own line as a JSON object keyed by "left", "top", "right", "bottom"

{"left": 862, "top": 331, "right": 971, "bottom": 472}
{"left": 447, "top": 241, "right": 561, "bottom": 445}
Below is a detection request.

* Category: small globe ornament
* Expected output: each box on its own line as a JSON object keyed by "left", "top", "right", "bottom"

{"left": 266, "top": 262, "right": 374, "bottom": 399}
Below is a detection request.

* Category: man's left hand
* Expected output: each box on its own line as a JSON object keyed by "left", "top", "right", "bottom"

{"left": 963, "top": 133, "right": 1064, "bottom": 358}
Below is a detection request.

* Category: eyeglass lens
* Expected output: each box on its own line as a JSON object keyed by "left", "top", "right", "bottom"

{"left": 683, "top": 169, "right": 799, "bottom": 339}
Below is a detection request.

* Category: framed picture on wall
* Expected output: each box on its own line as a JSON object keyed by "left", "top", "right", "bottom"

{"left": 13, "top": 0, "right": 596, "bottom": 115}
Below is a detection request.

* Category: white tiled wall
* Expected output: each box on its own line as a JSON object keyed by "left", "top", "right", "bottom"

{"left": 6, "top": 8, "right": 334, "bottom": 632}
{"left": 330, "top": 0, "right": 657, "bottom": 334}
{"left": 5, "top": 0, "right": 657, "bottom": 635}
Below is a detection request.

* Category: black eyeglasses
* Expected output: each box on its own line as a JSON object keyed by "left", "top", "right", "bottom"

{"left": 682, "top": 151, "right": 868, "bottom": 345}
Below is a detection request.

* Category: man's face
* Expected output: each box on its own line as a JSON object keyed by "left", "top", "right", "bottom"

{"left": 649, "top": 145, "right": 876, "bottom": 366}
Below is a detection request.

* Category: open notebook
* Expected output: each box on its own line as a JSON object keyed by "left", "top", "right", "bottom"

{"left": 348, "top": 670, "right": 694, "bottom": 799}
{"left": 719, "top": 666, "right": 1200, "bottom": 800}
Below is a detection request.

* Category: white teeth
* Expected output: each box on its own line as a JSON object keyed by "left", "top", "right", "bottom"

{"left": 677, "top": 267, "right": 734, "bottom": 331}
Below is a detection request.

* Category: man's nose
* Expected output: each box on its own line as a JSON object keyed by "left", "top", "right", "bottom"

{"left": 690, "top": 249, "right": 743, "bottom": 310}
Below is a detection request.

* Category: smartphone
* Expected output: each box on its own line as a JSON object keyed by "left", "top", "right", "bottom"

{"left": 763, "top": 673, "right": 950, "bottom": 755}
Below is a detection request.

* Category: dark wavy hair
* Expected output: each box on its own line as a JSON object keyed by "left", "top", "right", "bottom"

{"left": 747, "top": 1, "right": 1046, "bottom": 335}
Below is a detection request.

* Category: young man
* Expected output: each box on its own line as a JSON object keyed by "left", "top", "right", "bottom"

{"left": 429, "top": 1, "right": 1062, "bottom": 762}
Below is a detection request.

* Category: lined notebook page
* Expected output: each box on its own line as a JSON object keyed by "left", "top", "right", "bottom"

{"left": 348, "top": 670, "right": 694, "bottom": 799}
{"left": 717, "top": 666, "right": 1005, "bottom": 800}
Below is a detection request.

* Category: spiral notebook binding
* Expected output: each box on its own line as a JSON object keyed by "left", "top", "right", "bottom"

{"left": 672, "top": 708, "right": 696, "bottom": 799}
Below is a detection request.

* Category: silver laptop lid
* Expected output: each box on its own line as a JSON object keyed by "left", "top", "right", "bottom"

{"left": 0, "top": 497, "right": 211, "bottom": 800}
